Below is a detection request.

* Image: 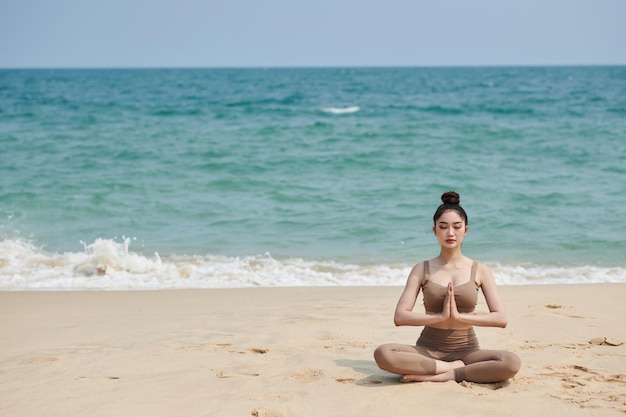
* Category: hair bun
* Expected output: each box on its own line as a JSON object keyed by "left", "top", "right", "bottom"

{"left": 441, "top": 191, "right": 460, "bottom": 205}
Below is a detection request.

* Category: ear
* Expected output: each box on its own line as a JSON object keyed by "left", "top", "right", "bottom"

{"left": 465, "top": 225, "right": 469, "bottom": 235}
{"left": 432, "top": 225, "right": 436, "bottom": 235}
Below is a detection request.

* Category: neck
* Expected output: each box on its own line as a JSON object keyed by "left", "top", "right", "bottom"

{"left": 436, "top": 247, "right": 466, "bottom": 264}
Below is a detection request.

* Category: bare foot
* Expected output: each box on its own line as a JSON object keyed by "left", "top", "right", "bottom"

{"left": 400, "top": 360, "right": 464, "bottom": 383}
{"left": 401, "top": 369, "right": 455, "bottom": 382}
{"left": 437, "top": 359, "right": 465, "bottom": 373}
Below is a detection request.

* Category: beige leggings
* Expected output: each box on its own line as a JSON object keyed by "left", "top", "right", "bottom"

{"left": 374, "top": 327, "right": 521, "bottom": 383}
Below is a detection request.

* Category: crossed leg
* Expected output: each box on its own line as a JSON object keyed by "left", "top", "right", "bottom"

{"left": 373, "top": 343, "right": 464, "bottom": 381}
{"left": 374, "top": 344, "right": 520, "bottom": 383}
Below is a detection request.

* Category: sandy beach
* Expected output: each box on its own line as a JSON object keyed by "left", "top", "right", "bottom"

{"left": 2, "top": 284, "right": 625, "bottom": 417}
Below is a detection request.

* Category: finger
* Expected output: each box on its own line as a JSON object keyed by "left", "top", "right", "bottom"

{"left": 449, "top": 284, "right": 459, "bottom": 315}
{"left": 445, "top": 283, "right": 453, "bottom": 301}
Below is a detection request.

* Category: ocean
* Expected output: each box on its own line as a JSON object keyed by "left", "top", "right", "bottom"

{"left": 1, "top": 66, "right": 625, "bottom": 290}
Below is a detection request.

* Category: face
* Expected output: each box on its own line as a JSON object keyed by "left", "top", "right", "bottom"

{"left": 433, "top": 210, "right": 468, "bottom": 248}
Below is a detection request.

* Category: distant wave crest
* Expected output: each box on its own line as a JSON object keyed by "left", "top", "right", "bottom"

{"left": 321, "top": 106, "right": 360, "bottom": 115}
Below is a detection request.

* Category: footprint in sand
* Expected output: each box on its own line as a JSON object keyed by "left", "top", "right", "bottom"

{"left": 229, "top": 347, "right": 270, "bottom": 355}
{"left": 251, "top": 408, "right": 283, "bottom": 417}
{"left": 542, "top": 364, "right": 621, "bottom": 381}
{"left": 548, "top": 373, "right": 626, "bottom": 413}
{"left": 323, "top": 340, "right": 369, "bottom": 350}
{"left": 215, "top": 370, "right": 260, "bottom": 378}
{"left": 20, "top": 356, "right": 59, "bottom": 365}
{"left": 177, "top": 344, "right": 270, "bottom": 355}
{"left": 602, "top": 374, "right": 626, "bottom": 383}
{"left": 541, "top": 363, "right": 626, "bottom": 409}
{"left": 589, "top": 337, "right": 623, "bottom": 346}
{"left": 177, "top": 343, "right": 232, "bottom": 351}
{"left": 289, "top": 367, "right": 324, "bottom": 382}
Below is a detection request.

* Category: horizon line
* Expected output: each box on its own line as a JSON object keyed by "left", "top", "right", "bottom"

{"left": 1, "top": 63, "right": 625, "bottom": 71}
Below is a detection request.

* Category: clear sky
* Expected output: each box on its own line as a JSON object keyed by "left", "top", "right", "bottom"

{"left": 1, "top": 0, "right": 625, "bottom": 68}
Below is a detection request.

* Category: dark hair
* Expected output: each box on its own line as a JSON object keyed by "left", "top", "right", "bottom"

{"left": 433, "top": 191, "right": 469, "bottom": 225}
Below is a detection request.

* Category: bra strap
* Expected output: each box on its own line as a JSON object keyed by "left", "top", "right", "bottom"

{"left": 470, "top": 261, "right": 478, "bottom": 283}
{"left": 424, "top": 260, "right": 430, "bottom": 281}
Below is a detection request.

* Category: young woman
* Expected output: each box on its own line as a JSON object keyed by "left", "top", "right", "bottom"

{"left": 374, "top": 191, "right": 521, "bottom": 383}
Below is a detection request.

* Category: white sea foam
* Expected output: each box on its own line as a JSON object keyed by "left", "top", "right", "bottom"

{"left": 321, "top": 106, "right": 360, "bottom": 114}
{"left": 0, "top": 239, "right": 624, "bottom": 290}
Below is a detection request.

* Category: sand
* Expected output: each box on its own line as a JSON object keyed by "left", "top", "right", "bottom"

{"left": 1, "top": 284, "right": 625, "bottom": 417}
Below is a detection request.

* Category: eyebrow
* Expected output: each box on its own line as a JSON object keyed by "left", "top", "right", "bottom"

{"left": 438, "top": 221, "right": 464, "bottom": 225}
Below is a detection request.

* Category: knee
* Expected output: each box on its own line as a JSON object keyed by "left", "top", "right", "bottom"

{"left": 502, "top": 352, "right": 522, "bottom": 378}
{"left": 373, "top": 344, "right": 394, "bottom": 369}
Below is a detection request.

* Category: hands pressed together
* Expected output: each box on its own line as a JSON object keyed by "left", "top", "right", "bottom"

{"left": 441, "top": 283, "right": 462, "bottom": 323}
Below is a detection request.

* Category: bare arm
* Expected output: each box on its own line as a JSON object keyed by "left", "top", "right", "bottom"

{"left": 393, "top": 263, "right": 449, "bottom": 327}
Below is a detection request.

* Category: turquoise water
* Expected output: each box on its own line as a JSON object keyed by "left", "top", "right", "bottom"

{"left": 1, "top": 67, "right": 625, "bottom": 289}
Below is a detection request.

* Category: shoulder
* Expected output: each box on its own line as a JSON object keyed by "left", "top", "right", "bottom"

{"left": 473, "top": 261, "right": 495, "bottom": 287}
{"left": 407, "top": 261, "right": 428, "bottom": 285}
{"left": 409, "top": 261, "right": 427, "bottom": 277}
{"left": 474, "top": 261, "right": 491, "bottom": 273}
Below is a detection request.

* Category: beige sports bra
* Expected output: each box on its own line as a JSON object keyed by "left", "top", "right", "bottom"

{"left": 421, "top": 261, "right": 479, "bottom": 314}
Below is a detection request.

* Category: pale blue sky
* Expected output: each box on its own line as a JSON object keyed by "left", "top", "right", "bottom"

{"left": 1, "top": 0, "right": 625, "bottom": 68}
